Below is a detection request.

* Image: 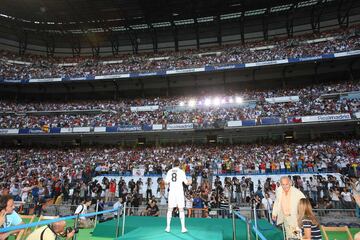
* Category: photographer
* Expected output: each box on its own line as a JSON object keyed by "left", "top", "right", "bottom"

{"left": 26, "top": 220, "right": 75, "bottom": 240}
{"left": 74, "top": 198, "right": 94, "bottom": 228}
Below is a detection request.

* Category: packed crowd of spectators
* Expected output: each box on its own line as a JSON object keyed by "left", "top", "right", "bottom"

{"left": 0, "top": 26, "right": 359, "bottom": 80}
{"left": 0, "top": 139, "right": 358, "bottom": 211}
{"left": 0, "top": 81, "right": 359, "bottom": 128}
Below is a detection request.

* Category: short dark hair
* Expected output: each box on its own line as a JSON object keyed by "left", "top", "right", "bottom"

{"left": 173, "top": 159, "right": 180, "bottom": 167}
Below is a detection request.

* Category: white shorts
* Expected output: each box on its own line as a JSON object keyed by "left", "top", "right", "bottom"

{"left": 168, "top": 192, "right": 185, "bottom": 209}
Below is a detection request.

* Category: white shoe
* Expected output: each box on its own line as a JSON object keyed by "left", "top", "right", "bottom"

{"left": 165, "top": 227, "right": 170, "bottom": 233}
{"left": 181, "top": 228, "right": 188, "bottom": 233}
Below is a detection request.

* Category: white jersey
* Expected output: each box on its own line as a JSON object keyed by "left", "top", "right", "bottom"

{"left": 165, "top": 167, "right": 187, "bottom": 208}
{"left": 165, "top": 167, "right": 187, "bottom": 193}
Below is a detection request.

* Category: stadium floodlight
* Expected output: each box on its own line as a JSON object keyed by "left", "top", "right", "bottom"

{"left": 213, "top": 97, "right": 221, "bottom": 106}
{"left": 188, "top": 99, "right": 196, "bottom": 107}
{"left": 204, "top": 98, "right": 212, "bottom": 106}
{"left": 235, "top": 96, "right": 243, "bottom": 104}
{"left": 179, "top": 101, "right": 185, "bottom": 106}
{"left": 221, "top": 98, "right": 226, "bottom": 104}
{"left": 228, "top": 97, "right": 234, "bottom": 103}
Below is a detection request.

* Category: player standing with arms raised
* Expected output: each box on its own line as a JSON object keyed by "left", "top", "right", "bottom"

{"left": 165, "top": 159, "right": 191, "bottom": 233}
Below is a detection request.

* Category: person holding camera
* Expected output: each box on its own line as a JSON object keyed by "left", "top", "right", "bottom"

{"left": 26, "top": 220, "right": 75, "bottom": 240}
{"left": 74, "top": 198, "right": 94, "bottom": 229}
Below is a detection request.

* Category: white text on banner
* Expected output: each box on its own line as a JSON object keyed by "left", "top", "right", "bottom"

{"left": 94, "top": 127, "right": 106, "bottom": 132}
{"left": 167, "top": 123, "right": 193, "bottom": 130}
{"left": 265, "top": 96, "right": 299, "bottom": 103}
{"left": 152, "top": 124, "right": 163, "bottom": 130}
{"left": 0, "top": 129, "right": 19, "bottom": 134}
{"left": 130, "top": 105, "right": 159, "bottom": 112}
{"left": 60, "top": 128, "right": 72, "bottom": 133}
{"left": 227, "top": 121, "right": 243, "bottom": 127}
{"left": 301, "top": 113, "right": 351, "bottom": 123}
{"left": 73, "top": 127, "right": 91, "bottom": 133}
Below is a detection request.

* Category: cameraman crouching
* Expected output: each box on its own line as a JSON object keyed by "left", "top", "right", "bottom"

{"left": 26, "top": 220, "right": 75, "bottom": 240}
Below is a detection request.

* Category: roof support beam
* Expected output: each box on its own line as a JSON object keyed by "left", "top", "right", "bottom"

{"left": 149, "top": 26, "right": 158, "bottom": 53}
{"left": 172, "top": 22, "right": 179, "bottom": 52}
{"left": 311, "top": 0, "right": 325, "bottom": 33}
{"left": 17, "top": 30, "right": 28, "bottom": 56}
{"left": 71, "top": 36, "right": 81, "bottom": 57}
{"left": 110, "top": 32, "right": 120, "bottom": 56}
{"left": 337, "top": 0, "right": 354, "bottom": 28}
{"left": 216, "top": 15, "right": 222, "bottom": 46}
{"left": 240, "top": 13, "right": 245, "bottom": 45}
{"left": 262, "top": 8, "right": 270, "bottom": 41}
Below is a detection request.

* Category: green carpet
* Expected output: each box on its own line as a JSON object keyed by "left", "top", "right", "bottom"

{"left": 91, "top": 216, "right": 283, "bottom": 240}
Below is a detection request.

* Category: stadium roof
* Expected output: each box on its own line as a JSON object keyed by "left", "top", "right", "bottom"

{"left": 0, "top": 0, "right": 358, "bottom": 54}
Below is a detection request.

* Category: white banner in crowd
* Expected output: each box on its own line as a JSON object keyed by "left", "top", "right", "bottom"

{"left": 132, "top": 167, "right": 146, "bottom": 177}
{"left": 355, "top": 112, "right": 360, "bottom": 119}
{"left": 166, "top": 123, "right": 193, "bottom": 130}
{"left": 227, "top": 121, "right": 243, "bottom": 127}
{"left": 301, "top": 113, "right": 351, "bottom": 123}
{"left": 265, "top": 96, "right": 300, "bottom": 103}
{"left": 29, "top": 78, "right": 62, "bottom": 83}
{"left": 0, "top": 129, "right": 19, "bottom": 134}
{"left": 60, "top": 128, "right": 72, "bottom": 133}
{"left": 73, "top": 127, "right": 91, "bottom": 133}
{"left": 152, "top": 124, "right": 163, "bottom": 130}
{"left": 130, "top": 105, "right": 159, "bottom": 112}
{"left": 94, "top": 127, "right": 106, "bottom": 132}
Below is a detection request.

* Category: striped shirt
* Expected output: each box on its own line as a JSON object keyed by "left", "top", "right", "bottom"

{"left": 301, "top": 219, "right": 322, "bottom": 240}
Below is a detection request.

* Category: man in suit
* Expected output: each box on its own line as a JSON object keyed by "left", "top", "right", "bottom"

{"left": 272, "top": 176, "right": 305, "bottom": 239}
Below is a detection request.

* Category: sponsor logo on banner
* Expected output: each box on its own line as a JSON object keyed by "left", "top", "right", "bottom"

{"left": 60, "top": 128, "right": 72, "bottom": 133}
{"left": 301, "top": 113, "right": 351, "bottom": 123}
{"left": 246, "top": 59, "right": 288, "bottom": 68}
{"left": 136, "top": 72, "right": 158, "bottom": 77}
{"left": 105, "top": 126, "right": 142, "bottom": 132}
{"left": 334, "top": 50, "right": 360, "bottom": 58}
{"left": 298, "top": 56, "right": 323, "bottom": 62}
{"left": 355, "top": 112, "right": 360, "bottom": 119}
{"left": 94, "top": 127, "right": 107, "bottom": 132}
{"left": 29, "top": 78, "right": 62, "bottom": 83}
{"left": 95, "top": 74, "right": 130, "bottom": 80}
{"left": 0, "top": 129, "right": 19, "bottom": 134}
{"left": 167, "top": 123, "right": 193, "bottom": 130}
{"left": 73, "top": 127, "right": 91, "bottom": 133}
{"left": 130, "top": 105, "right": 159, "bottom": 112}
{"left": 152, "top": 124, "right": 163, "bottom": 130}
{"left": 28, "top": 128, "right": 44, "bottom": 134}
{"left": 166, "top": 67, "right": 205, "bottom": 75}
{"left": 227, "top": 121, "right": 243, "bottom": 127}
{"left": 3, "top": 79, "right": 22, "bottom": 83}
{"left": 116, "top": 126, "right": 141, "bottom": 131}
{"left": 265, "top": 96, "right": 300, "bottom": 103}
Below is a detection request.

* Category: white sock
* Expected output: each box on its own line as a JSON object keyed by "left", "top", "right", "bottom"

{"left": 166, "top": 210, "right": 172, "bottom": 228}
{"left": 180, "top": 210, "right": 185, "bottom": 229}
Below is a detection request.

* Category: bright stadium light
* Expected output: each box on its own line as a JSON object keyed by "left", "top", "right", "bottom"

{"left": 179, "top": 101, "right": 185, "bottom": 106}
{"left": 229, "top": 97, "right": 234, "bottom": 103}
{"left": 235, "top": 96, "right": 243, "bottom": 104}
{"left": 188, "top": 99, "right": 196, "bottom": 107}
{"left": 204, "top": 98, "right": 211, "bottom": 106}
{"left": 221, "top": 98, "right": 226, "bottom": 104}
{"left": 213, "top": 97, "right": 221, "bottom": 106}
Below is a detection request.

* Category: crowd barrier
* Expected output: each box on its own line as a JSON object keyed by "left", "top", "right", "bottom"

{"left": 0, "top": 207, "right": 125, "bottom": 239}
